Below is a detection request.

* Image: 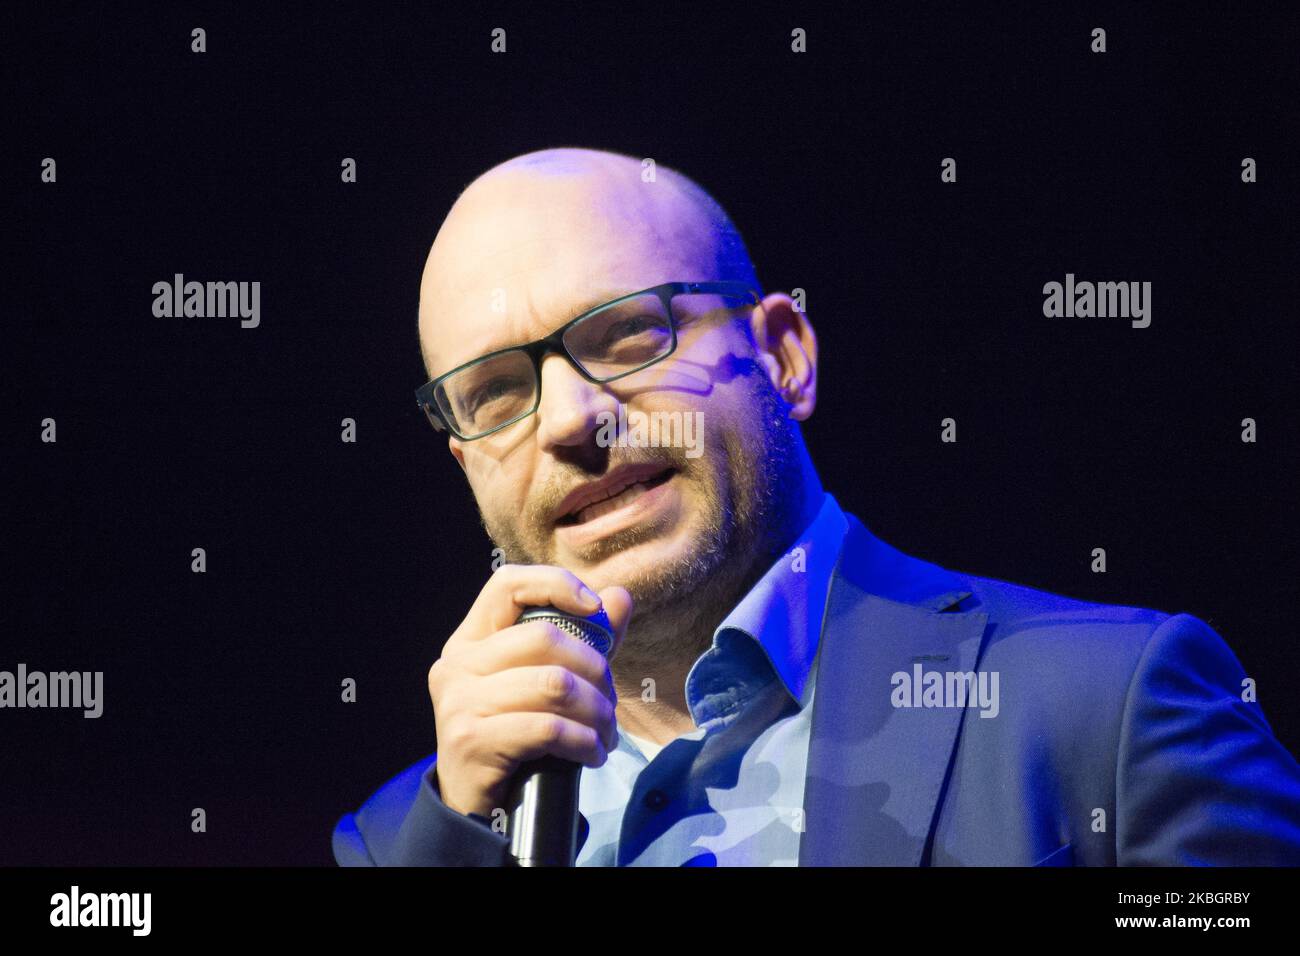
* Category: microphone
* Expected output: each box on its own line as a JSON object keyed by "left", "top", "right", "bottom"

{"left": 504, "top": 603, "right": 614, "bottom": 867}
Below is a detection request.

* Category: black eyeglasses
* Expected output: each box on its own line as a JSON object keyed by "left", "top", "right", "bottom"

{"left": 414, "top": 281, "right": 760, "bottom": 440}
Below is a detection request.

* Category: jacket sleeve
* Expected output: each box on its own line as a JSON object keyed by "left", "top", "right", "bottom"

{"left": 1115, "top": 612, "right": 1300, "bottom": 864}
{"left": 332, "top": 754, "right": 515, "bottom": 867}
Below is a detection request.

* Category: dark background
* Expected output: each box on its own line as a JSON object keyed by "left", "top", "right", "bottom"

{"left": 5, "top": 2, "right": 1297, "bottom": 864}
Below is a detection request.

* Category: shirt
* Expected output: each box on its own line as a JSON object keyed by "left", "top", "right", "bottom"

{"left": 574, "top": 491, "right": 850, "bottom": 866}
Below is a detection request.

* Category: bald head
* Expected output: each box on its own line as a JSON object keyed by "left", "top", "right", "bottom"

{"left": 411, "top": 147, "right": 822, "bottom": 660}
{"left": 483, "top": 148, "right": 755, "bottom": 282}
{"left": 418, "top": 148, "right": 759, "bottom": 378}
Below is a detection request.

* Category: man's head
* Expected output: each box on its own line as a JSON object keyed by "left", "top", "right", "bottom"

{"left": 418, "top": 147, "right": 820, "bottom": 669}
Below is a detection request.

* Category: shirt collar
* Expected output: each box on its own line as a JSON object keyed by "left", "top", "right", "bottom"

{"left": 683, "top": 491, "right": 849, "bottom": 722}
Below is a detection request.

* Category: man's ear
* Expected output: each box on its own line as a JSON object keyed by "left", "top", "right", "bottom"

{"left": 748, "top": 292, "right": 818, "bottom": 421}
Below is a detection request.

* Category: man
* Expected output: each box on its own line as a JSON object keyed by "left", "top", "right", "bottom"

{"left": 333, "top": 147, "right": 1300, "bottom": 866}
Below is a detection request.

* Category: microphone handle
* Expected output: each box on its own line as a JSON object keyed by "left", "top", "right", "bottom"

{"left": 504, "top": 754, "right": 583, "bottom": 867}
{"left": 504, "top": 604, "right": 613, "bottom": 867}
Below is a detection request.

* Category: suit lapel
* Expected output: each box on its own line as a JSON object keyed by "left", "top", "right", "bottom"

{"left": 799, "top": 515, "right": 990, "bottom": 865}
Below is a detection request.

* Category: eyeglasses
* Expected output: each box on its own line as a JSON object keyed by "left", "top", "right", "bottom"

{"left": 415, "top": 281, "right": 760, "bottom": 441}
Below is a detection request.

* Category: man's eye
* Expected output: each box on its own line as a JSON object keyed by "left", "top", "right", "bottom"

{"left": 467, "top": 377, "right": 525, "bottom": 410}
{"left": 603, "top": 316, "right": 665, "bottom": 343}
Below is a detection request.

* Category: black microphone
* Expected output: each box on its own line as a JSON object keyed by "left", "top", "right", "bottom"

{"left": 504, "top": 603, "right": 614, "bottom": 867}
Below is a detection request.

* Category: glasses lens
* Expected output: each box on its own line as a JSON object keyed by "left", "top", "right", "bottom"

{"left": 436, "top": 349, "right": 537, "bottom": 438}
{"left": 563, "top": 292, "right": 674, "bottom": 379}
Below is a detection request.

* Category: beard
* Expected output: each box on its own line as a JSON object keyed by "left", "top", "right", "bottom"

{"left": 477, "top": 364, "right": 807, "bottom": 674}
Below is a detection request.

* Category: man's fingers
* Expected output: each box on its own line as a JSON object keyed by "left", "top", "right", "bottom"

{"left": 468, "top": 666, "right": 618, "bottom": 752}
{"left": 458, "top": 621, "right": 615, "bottom": 701}
{"left": 480, "top": 711, "right": 610, "bottom": 768}
{"left": 459, "top": 564, "right": 603, "bottom": 638}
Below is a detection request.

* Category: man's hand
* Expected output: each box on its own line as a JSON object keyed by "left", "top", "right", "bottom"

{"left": 427, "top": 564, "right": 633, "bottom": 819}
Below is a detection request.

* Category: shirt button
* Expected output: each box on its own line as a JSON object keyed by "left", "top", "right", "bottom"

{"left": 643, "top": 789, "right": 668, "bottom": 811}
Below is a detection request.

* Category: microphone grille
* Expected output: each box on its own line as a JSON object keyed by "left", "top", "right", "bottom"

{"left": 516, "top": 605, "right": 613, "bottom": 658}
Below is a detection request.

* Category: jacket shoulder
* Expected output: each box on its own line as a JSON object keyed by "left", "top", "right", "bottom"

{"left": 956, "top": 570, "right": 1177, "bottom": 660}
{"left": 959, "top": 569, "right": 1173, "bottom": 627}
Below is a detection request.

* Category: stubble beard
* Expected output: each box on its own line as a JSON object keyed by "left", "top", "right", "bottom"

{"left": 478, "top": 370, "right": 806, "bottom": 679}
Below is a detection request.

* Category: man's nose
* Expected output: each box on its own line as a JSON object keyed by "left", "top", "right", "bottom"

{"left": 534, "top": 353, "right": 619, "bottom": 452}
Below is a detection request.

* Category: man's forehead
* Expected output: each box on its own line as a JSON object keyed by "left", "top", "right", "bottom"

{"left": 419, "top": 165, "right": 715, "bottom": 375}
{"left": 425, "top": 164, "right": 706, "bottom": 283}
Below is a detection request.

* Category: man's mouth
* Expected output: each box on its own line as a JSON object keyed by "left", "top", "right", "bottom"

{"left": 556, "top": 466, "right": 677, "bottom": 527}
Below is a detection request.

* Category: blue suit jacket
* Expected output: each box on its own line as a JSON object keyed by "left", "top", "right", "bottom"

{"left": 333, "top": 514, "right": 1300, "bottom": 865}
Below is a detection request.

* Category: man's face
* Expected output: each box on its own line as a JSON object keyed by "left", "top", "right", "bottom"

{"left": 418, "top": 160, "right": 799, "bottom": 632}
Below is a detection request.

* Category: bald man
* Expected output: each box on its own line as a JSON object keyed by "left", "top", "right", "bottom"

{"left": 333, "top": 148, "right": 1300, "bottom": 866}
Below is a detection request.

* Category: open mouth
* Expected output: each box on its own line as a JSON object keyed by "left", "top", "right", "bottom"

{"left": 556, "top": 468, "right": 676, "bottom": 526}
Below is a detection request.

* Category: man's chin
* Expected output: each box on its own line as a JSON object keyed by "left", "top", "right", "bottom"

{"left": 553, "top": 521, "right": 704, "bottom": 596}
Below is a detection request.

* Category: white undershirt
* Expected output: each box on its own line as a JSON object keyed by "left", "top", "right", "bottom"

{"left": 622, "top": 728, "right": 667, "bottom": 762}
